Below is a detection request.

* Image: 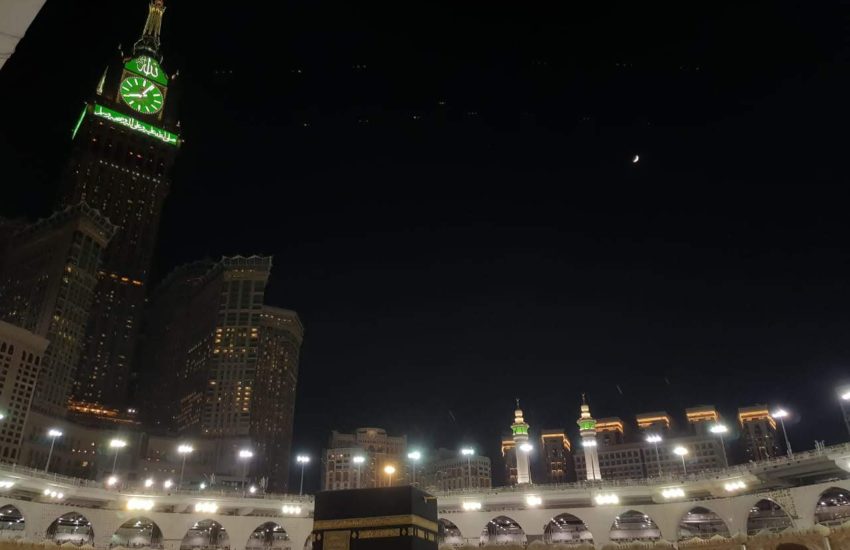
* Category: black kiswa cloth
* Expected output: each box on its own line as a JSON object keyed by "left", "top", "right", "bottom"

{"left": 311, "top": 486, "right": 438, "bottom": 550}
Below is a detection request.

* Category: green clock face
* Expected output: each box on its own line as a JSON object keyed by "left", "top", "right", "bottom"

{"left": 120, "top": 76, "right": 164, "bottom": 115}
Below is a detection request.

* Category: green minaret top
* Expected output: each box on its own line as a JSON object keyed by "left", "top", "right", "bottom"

{"left": 511, "top": 399, "right": 529, "bottom": 436}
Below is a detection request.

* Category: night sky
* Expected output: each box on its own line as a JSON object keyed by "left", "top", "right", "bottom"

{"left": 2, "top": 1, "right": 850, "bottom": 490}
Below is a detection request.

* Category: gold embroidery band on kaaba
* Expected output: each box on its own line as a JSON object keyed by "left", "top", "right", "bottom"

{"left": 313, "top": 514, "right": 438, "bottom": 532}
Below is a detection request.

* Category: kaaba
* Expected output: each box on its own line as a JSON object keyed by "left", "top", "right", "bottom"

{"left": 311, "top": 486, "right": 438, "bottom": 550}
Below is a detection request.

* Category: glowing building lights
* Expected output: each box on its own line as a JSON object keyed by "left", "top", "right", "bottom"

{"left": 594, "top": 493, "right": 619, "bottom": 505}
{"left": 43, "top": 489, "right": 64, "bottom": 500}
{"left": 462, "top": 501, "right": 482, "bottom": 511}
{"left": 661, "top": 488, "right": 685, "bottom": 499}
{"left": 525, "top": 495, "right": 542, "bottom": 506}
{"left": 724, "top": 480, "right": 746, "bottom": 492}
{"left": 127, "top": 498, "right": 155, "bottom": 511}
{"left": 194, "top": 501, "right": 218, "bottom": 513}
{"left": 0, "top": 481, "right": 14, "bottom": 490}
{"left": 282, "top": 505, "right": 302, "bottom": 515}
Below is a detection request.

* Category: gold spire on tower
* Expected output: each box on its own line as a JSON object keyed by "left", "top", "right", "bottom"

{"left": 134, "top": 1, "right": 166, "bottom": 58}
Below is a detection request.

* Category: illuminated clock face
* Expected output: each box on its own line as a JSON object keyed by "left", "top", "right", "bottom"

{"left": 120, "top": 76, "right": 164, "bottom": 114}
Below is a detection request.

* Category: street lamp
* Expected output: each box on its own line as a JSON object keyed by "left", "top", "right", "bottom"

{"left": 109, "top": 438, "right": 127, "bottom": 475}
{"left": 709, "top": 424, "right": 729, "bottom": 467}
{"left": 771, "top": 408, "right": 792, "bottom": 457}
{"left": 238, "top": 449, "right": 253, "bottom": 494}
{"left": 384, "top": 464, "right": 396, "bottom": 486}
{"left": 673, "top": 446, "right": 689, "bottom": 475}
{"left": 840, "top": 391, "right": 850, "bottom": 439}
{"left": 177, "top": 444, "right": 193, "bottom": 490}
{"left": 645, "top": 435, "right": 663, "bottom": 476}
{"left": 407, "top": 451, "right": 421, "bottom": 486}
{"left": 296, "top": 455, "right": 310, "bottom": 495}
{"left": 44, "top": 429, "right": 63, "bottom": 473}
{"left": 353, "top": 455, "right": 365, "bottom": 488}
{"left": 461, "top": 448, "right": 474, "bottom": 489}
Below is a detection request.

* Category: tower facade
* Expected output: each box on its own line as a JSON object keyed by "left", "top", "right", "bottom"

{"left": 61, "top": 0, "right": 181, "bottom": 409}
{"left": 251, "top": 306, "right": 304, "bottom": 492}
{"left": 0, "top": 204, "right": 116, "bottom": 415}
{"left": 511, "top": 401, "right": 531, "bottom": 484}
{"left": 139, "top": 256, "right": 303, "bottom": 490}
{"left": 577, "top": 395, "right": 602, "bottom": 480}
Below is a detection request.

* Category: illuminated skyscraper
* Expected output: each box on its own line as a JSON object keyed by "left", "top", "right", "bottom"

{"left": 60, "top": 0, "right": 181, "bottom": 409}
{"left": 540, "top": 429, "right": 572, "bottom": 483}
{"left": 0, "top": 204, "right": 116, "bottom": 415}
{"left": 738, "top": 405, "right": 779, "bottom": 460}
{"left": 577, "top": 394, "right": 601, "bottom": 480}
{"left": 252, "top": 307, "right": 304, "bottom": 492}
{"left": 139, "top": 256, "right": 303, "bottom": 489}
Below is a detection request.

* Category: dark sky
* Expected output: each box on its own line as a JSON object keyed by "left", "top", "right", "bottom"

{"left": 2, "top": 1, "right": 850, "bottom": 490}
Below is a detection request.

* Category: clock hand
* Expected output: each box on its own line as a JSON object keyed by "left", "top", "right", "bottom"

{"left": 142, "top": 85, "right": 154, "bottom": 96}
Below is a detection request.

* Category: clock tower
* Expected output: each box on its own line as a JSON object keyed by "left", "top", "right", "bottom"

{"left": 58, "top": 0, "right": 181, "bottom": 412}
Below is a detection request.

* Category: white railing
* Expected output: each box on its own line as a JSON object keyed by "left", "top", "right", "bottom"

{"left": 2, "top": 441, "right": 848, "bottom": 501}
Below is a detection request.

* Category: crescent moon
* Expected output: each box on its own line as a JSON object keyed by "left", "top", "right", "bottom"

{"left": 632, "top": 155, "right": 640, "bottom": 163}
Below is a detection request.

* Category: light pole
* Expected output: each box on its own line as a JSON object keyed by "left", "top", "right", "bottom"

{"left": 44, "top": 429, "right": 63, "bottom": 473}
{"left": 353, "top": 455, "right": 365, "bottom": 488}
{"left": 383, "top": 464, "right": 396, "bottom": 486}
{"left": 461, "top": 448, "right": 474, "bottom": 489}
{"left": 772, "top": 408, "right": 792, "bottom": 457}
{"left": 673, "top": 446, "right": 689, "bottom": 475}
{"left": 296, "top": 455, "right": 310, "bottom": 495}
{"left": 709, "top": 424, "right": 729, "bottom": 467}
{"left": 840, "top": 391, "right": 850, "bottom": 439}
{"left": 407, "top": 451, "right": 421, "bottom": 486}
{"left": 645, "top": 435, "right": 663, "bottom": 476}
{"left": 238, "top": 449, "right": 253, "bottom": 495}
{"left": 177, "top": 444, "right": 193, "bottom": 490}
{"left": 109, "top": 438, "right": 127, "bottom": 475}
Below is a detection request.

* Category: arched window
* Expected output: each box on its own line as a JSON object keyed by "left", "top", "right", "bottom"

{"left": 246, "top": 522, "right": 289, "bottom": 550}
{"left": 46, "top": 512, "right": 94, "bottom": 545}
{"left": 180, "top": 520, "right": 229, "bottom": 550}
{"left": 610, "top": 510, "right": 661, "bottom": 542}
{"left": 111, "top": 517, "right": 163, "bottom": 548}
{"left": 544, "top": 513, "right": 593, "bottom": 544}
{"left": 480, "top": 516, "right": 527, "bottom": 545}
{"left": 438, "top": 518, "right": 464, "bottom": 546}
{"left": 815, "top": 487, "right": 850, "bottom": 525}
{"left": 0, "top": 505, "right": 24, "bottom": 539}
{"left": 678, "top": 507, "right": 730, "bottom": 540}
{"left": 747, "top": 499, "right": 793, "bottom": 534}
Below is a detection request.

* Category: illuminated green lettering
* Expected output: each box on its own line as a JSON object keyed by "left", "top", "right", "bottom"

{"left": 92, "top": 104, "right": 179, "bottom": 146}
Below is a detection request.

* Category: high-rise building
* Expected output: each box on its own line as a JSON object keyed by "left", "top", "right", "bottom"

{"left": 510, "top": 401, "right": 531, "bottom": 484}
{"left": 577, "top": 395, "right": 601, "bottom": 480}
{"left": 501, "top": 438, "right": 517, "bottom": 485}
{"left": 0, "top": 204, "right": 116, "bottom": 415}
{"left": 139, "top": 256, "right": 301, "bottom": 489}
{"left": 422, "top": 449, "right": 492, "bottom": 491}
{"left": 251, "top": 307, "right": 303, "bottom": 493}
{"left": 596, "top": 417, "right": 625, "bottom": 447}
{"left": 686, "top": 405, "right": 720, "bottom": 435}
{"left": 322, "top": 428, "right": 407, "bottom": 490}
{"left": 540, "top": 430, "right": 572, "bottom": 483}
{"left": 636, "top": 411, "right": 672, "bottom": 433}
{"left": 0, "top": 321, "right": 48, "bottom": 462}
{"left": 61, "top": 0, "right": 182, "bottom": 409}
{"left": 738, "top": 405, "right": 779, "bottom": 461}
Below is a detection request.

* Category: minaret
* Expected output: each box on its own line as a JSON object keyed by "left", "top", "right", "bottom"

{"left": 134, "top": 0, "right": 166, "bottom": 58}
{"left": 511, "top": 399, "right": 532, "bottom": 484}
{"left": 577, "top": 394, "right": 602, "bottom": 480}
